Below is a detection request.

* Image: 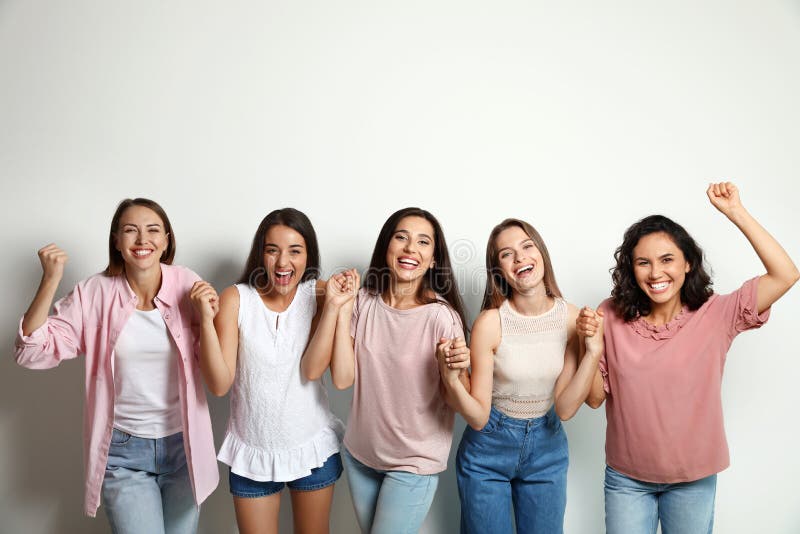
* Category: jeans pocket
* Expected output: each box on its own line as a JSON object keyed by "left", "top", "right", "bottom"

{"left": 477, "top": 408, "right": 503, "bottom": 435}
{"left": 110, "top": 428, "right": 133, "bottom": 445}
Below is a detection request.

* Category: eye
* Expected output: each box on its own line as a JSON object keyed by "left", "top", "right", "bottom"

{"left": 662, "top": 257, "right": 673, "bottom": 263}
{"left": 290, "top": 249, "right": 301, "bottom": 255}
{"left": 418, "top": 239, "right": 430, "bottom": 246}
{"left": 395, "top": 234, "right": 407, "bottom": 241}
{"left": 523, "top": 243, "right": 533, "bottom": 249}
{"left": 500, "top": 251, "right": 511, "bottom": 259}
{"left": 636, "top": 260, "right": 648, "bottom": 267}
{"left": 264, "top": 248, "right": 277, "bottom": 254}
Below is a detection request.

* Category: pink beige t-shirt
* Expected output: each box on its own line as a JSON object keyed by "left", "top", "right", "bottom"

{"left": 599, "top": 277, "right": 770, "bottom": 483}
{"left": 343, "top": 288, "right": 464, "bottom": 474}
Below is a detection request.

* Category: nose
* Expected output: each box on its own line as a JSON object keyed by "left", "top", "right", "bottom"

{"left": 403, "top": 240, "right": 416, "bottom": 253}
{"left": 648, "top": 264, "right": 661, "bottom": 279}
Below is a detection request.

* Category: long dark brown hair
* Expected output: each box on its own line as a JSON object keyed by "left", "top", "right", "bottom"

{"left": 481, "top": 218, "right": 562, "bottom": 310}
{"left": 362, "top": 207, "right": 468, "bottom": 334}
{"left": 237, "top": 208, "right": 321, "bottom": 289}
{"left": 611, "top": 214, "right": 712, "bottom": 321}
{"left": 104, "top": 198, "right": 175, "bottom": 276}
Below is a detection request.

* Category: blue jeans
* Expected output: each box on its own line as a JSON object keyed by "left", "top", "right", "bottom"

{"left": 456, "top": 406, "right": 568, "bottom": 534}
{"left": 605, "top": 465, "right": 717, "bottom": 534}
{"left": 342, "top": 447, "right": 439, "bottom": 534}
{"left": 229, "top": 452, "right": 343, "bottom": 497}
{"left": 102, "top": 429, "right": 199, "bottom": 534}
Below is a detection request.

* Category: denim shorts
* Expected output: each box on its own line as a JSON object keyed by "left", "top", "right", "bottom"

{"left": 229, "top": 452, "right": 343, "bottom": 498}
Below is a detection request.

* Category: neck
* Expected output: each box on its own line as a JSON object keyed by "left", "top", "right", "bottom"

{"left": 384, "top": 279, "right": 424, "bottom": 309}
{"left": 260, "top": 285, "right": 299, "bottom": 313}
{"left": 645, "top": 298, "right": 684, "bottom": 326}
{"left": 510, "top": 288, "right": 553, "bottom": 316}
{"left": 125, "top": 266, "right": 162, "bottom": 310}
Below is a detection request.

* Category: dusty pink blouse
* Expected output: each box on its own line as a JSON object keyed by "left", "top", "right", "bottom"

{"left": 598, "top": 277, "right": 769, "bottom": 483}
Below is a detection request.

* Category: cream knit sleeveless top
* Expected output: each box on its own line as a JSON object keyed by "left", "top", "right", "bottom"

{"left": 492, "top": 298, "right": 568, "bottom": 418}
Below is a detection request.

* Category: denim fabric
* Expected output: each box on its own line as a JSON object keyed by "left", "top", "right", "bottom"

{"left": 342, "top": 447, "right": 439, "bottom": 534}
{"left": 456, "top": 406, "right": 568, "bottom": 534}
{"left": 605, "top": 465, "right": 716, "bottom": 534}
{"left": 102, "top": 429, "right": 199, "bottom": 534}
{"left": 229, "top": 452, "right": 343, "bottom": 498}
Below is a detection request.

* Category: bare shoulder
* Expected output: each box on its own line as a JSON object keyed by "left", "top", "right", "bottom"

{"left": 472, "top": 309, "right": 502, "bottom": 346}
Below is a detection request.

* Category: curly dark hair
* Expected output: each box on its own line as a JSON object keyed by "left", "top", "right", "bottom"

{"left": 611, "top": 215, "right": 713, "bottom": 321}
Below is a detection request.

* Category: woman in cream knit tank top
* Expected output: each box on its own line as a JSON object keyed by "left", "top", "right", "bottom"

{"left": 439, "top": 218, "right": 604, "bottom": 534}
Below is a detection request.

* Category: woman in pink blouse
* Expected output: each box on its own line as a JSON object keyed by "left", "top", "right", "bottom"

{"left": 14, "top": 199, "right": 218, "bottom": 534}
{"left": 579, "top": 182, "right": 798, "bottom": 534}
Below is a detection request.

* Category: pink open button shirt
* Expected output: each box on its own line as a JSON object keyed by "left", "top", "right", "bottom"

{"left": 14, "top": 264, "right": 219, "bottom": 517}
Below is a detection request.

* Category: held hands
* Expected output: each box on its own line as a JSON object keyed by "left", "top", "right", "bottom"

{"left": 38, "top": 243, "right": 68, "bottom": 283}
{"left": 437, "top": 337, "right": 470, "bottom": 385}
{"left": 576, "top": 306, "right": 604, "bottom": 356}
{"left": 707, "top": 181, "right": 743, "bottom": 218}
{"left": 326, "top": 268, "right": 360, "bottom": 309}
{"left": 190, "top": 281, "right": 219, "bottom": 322}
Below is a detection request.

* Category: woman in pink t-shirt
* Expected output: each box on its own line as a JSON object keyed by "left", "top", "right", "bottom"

{"left": 579, "top": 182, "right": 799, "bottom": 534}
{"left": 310, "top": 207, "right": 470, "bottom": 533}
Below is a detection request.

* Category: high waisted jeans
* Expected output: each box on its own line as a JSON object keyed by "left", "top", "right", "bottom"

{"left": 604, "top": 465, "right": 716, "bottom": 534}
{"left": 456, "top": 406, "right": 568, "bottom": 534}
{"left": 102, "top": 429, "right": 199, "bottom": 534}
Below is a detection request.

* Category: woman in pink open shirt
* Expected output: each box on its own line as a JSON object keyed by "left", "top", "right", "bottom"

{"left": 14, "top": 198, "right": 218, "bottom": 534}
{"left": 579, "top": 182, "right": 799, "bottom": 534}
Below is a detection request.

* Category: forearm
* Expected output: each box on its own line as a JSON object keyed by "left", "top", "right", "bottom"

{"left": 21, "top": 276, "right": 61, "bottom": 336}
{"left": 442, "top": 377, "right": 491, "bottom": 429}
{"left": 728, "top": 206, "right": 799, "bottom": 282}
{"left": 555, "top": 349, "right": 602, "bottom": 420}
{"left": 330, "top": 307, "right": 355, "bottom": 389}
{"left": 198, "top": 319, "right": 233, "bottom": 396}
{"left": 301, "top": 305, "right": 339, "bottom": 380}
{"left": 585, "top": 369, "right": 606, "bottom": 408}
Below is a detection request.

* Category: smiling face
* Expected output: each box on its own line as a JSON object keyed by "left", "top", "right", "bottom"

{"left": 263, "top": 224, "right": 308, "bottom": 295}
{"left": 385, "top": 216, "right": 435, "bottom": 288}
{"left": 494, "top": 225, "right": 546, "bottom": 293}
{"left": 632, "top": 231, "right": 691, "bottom": 309}
{"left": 114, "top": 205, "right": 169, "bottom": 273}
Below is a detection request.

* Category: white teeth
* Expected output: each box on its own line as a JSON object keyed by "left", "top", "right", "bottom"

{"left": 516, "top": 265, "right": 533, "bottom": 275}
{"left": 134, "top": 250, "right": 152, "bottom": 256}
{"left": 650, "top": 281, "right": 669, "bottom": 290}
{"left": 398, "top": 258, "right": 419, "bottom": 266}
{"left": 276, "top": 271, "right": 292, "bottom": 276}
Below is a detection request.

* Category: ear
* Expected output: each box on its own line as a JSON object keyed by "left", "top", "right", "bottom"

{"left": 685, "top": 262, "right": 691, "bottom": 273}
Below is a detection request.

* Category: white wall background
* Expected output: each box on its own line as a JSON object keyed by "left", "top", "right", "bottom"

{"left": 1, "top": 1, "right": 799, "bottom": 532}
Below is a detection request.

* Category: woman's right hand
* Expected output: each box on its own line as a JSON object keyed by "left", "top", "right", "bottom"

{"left": 38, "top": 243, "right": 68, "bottom": 282}
{"left": 190, "top": 281, "right": 219, "bottom": 322}
{"left": 577, "top": 306, "right": 604, "bottom": 355}
{"left": 326, "top": 268, "right": 359, "bottom": 309}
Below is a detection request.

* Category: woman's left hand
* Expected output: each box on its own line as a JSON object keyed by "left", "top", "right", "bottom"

{"left": 707, "top": 181, "right": 743, "bottom": 217}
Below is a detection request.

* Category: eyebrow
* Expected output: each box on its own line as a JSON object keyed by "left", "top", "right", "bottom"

{"left": 498, "top": 239, "right": 534, "bottom": 253}
{"left": 635, "top": 252, "right": 674, "bottom": 261}
{"left": 121, "top": 223, "right": 162, "bottom": 229}
{"left": 264, "top": 243, "right": 305, "bottom": 248}
{"left": 394, "top": 229, "right": 433, "bottom": 240}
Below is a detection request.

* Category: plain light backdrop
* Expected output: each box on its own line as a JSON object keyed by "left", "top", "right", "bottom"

{"left": 1, "top": 1, "right": 798, "bottom": 532}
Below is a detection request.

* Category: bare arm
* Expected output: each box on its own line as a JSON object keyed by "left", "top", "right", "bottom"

{"left": 707, "top": 182, "right": 800, "bottom": 313}
{"left": 576, "top": 305, "right": 607, "bottom": 409}
{"left": 303, "top": 274, "right": 359, "bottom": 380}
{"left": 439, "top": 309, "right": 499, "bottom": 430}
{"left": 554, "top": 304, "right": 604, "bottom": 420}
{"left": 191, "top": 284, "right": 238, "bottom": 396}
{"left": 329, "top": 270, "right": 359, "bottom": 389}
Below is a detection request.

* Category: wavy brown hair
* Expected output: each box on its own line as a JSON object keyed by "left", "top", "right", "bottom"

{"left": 481, "top": 218, "right": 562, "bottom": 310}
{"left": 363, "top": 207, "right": 468, "bottom": 335}
{"left": 612, "top": 214, "right": 712, "bottom": 321}
{"left": 104, "top": 198, "right": 175, "bottom": 276}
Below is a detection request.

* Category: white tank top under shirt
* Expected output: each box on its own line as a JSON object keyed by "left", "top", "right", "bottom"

{"left": 113, "top": 308, "right": 182, "bottom": 438}
{"left": 217, "top": 280, "right": 344, "bottom": 482}
{"left": 492, "top": 298, "right": 568, "bottom": 419}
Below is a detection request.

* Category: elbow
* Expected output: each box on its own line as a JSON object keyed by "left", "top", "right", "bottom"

{"left": 468, "top": 407, "right": 491, "bottom": 431}
{"left": 555, "top": 402, "right": 577, "bottom": 422}
{"left": 209, "top": 385, "right": 230, "bottom": 397}
{"left": 332, "top": 373, "right": 354, "bottom": 390}
{"left": 586, "top": 395, "right": 605, "bottom": 410}
{"left": 789, "top": 267, "right": 800, "bottom": 287}
{"left": 301, "top": 362, "right": 324, "bottom": 382}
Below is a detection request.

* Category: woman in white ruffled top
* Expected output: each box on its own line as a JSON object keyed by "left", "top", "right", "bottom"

{"left": 190, "top": 208, "right": 344, "bottom": 534}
